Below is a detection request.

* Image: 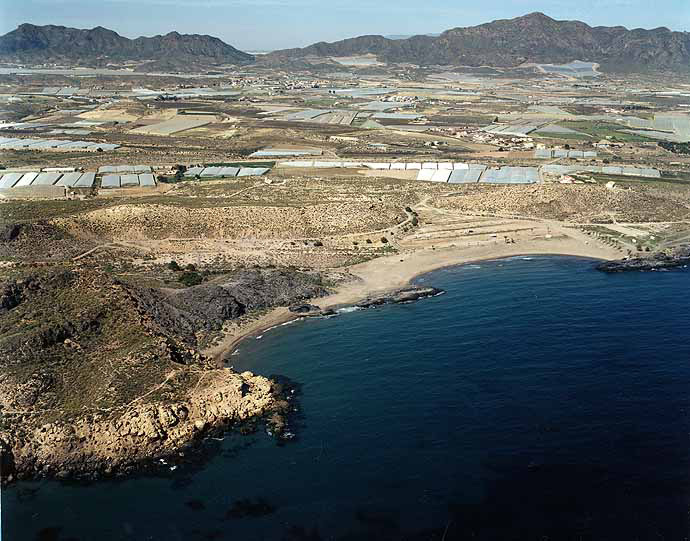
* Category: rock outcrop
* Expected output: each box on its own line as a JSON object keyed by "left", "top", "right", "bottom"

{"left": 597, "top": 247, "right": 690, "bottom": 272}
{"left": 136, "top": 268, "right": 329, "bottom": 347}
{"left": 2, "top": 370, "right": 276, "bottom": 482}
{"left": 0, "top": 266, "right": 328, "bottom": 483}
{"left": 356, "top": 286, "right": 444, "bottom": 309}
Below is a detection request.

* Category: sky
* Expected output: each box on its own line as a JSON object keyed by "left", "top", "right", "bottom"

{"left": 1, "top": 0, "right": 689, "bottom": 51}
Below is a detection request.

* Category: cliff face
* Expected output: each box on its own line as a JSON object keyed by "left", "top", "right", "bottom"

{"left": 0, "top": 23, "right": 254, "bottom": 67}
{"left": 267, "top": 12, "right": 690, "bottom": 72}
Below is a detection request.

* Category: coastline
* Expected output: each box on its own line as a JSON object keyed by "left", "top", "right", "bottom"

{"left": 209, "top": 230, "right": 621, "bottom": 359}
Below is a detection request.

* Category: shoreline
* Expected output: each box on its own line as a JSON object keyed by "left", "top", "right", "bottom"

{"left": 211, "top": 231, "right": 621, "bottom": 359}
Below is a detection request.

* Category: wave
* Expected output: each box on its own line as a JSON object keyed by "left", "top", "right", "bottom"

{"left": 337, "top": 306, "right": 362, "bottom": 313}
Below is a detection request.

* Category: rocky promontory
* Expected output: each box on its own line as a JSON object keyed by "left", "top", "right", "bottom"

{"left": 0, "top": 265, "right": 328, "bottom": 483}
{"left": 597, "top": 247, "right": 690, "bottom": 272}
{"left": 355, "top": 286, "right": 444, "bottom": 309}
{"left": 2, "top": 370, "right": 279, "bottom": 482}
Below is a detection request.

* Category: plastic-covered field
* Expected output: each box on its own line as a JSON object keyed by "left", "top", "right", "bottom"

{"left": 481, "top": 167, "right": 539, "bottom": 184}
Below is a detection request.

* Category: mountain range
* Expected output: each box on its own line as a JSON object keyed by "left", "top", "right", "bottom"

{"left": 267, "top": 13, "right": 690, "bottom": 72}
{"left": 1, "top": 13, "right": 689, "bottom": 73}
{"left": 0, "top": 23, "right": 254, "bottom": 69}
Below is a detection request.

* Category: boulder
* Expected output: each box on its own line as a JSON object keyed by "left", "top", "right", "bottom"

{"left": 288, "top": 303, "right": 321, "bottom": 314}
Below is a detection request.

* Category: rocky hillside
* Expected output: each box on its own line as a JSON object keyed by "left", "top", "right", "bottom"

{"left": 0, "top": 23, "right": 254, "bottom": 68}
{"left": 0, "top": 264, "right": 327, "bottom": 481}
{"left": 266, "top": 12, "right": 690, "bottom": 72}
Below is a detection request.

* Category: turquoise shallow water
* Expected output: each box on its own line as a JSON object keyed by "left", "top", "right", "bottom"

{"left": 6, "top": 256, "right": 690, "bottom": 540}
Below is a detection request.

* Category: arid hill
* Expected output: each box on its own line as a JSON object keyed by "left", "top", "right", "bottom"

{"left": 0, "top": 23, "right": 254, "bottom": 68}
{"left": 266, "top": 12, "right": 690, "bottom": 72}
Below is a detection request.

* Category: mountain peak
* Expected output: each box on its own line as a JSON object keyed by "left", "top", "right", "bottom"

{"left": 521, "top": 12, "right": 555, "bottom": 22}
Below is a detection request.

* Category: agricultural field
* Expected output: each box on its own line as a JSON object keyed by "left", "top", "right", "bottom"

{"left": 130, "top": 114, "right": 214, "bottom": 135}
{"left": 534, "top": 121, "right": 657, "bottom": 142}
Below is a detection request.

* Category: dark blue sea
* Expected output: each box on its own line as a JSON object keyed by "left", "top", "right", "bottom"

{"left": 6, "top": 257, "right": 690, "bottom": 540}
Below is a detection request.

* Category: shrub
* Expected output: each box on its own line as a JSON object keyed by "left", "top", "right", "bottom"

{"left": 313, "top": 240, "right": 323, "bottom": 247}
{"left": 179, "top": 271, "right": 203, "bottom": 287}
{"left": 380, "top": 237, "right": 389, "bottom": 244}
{"left": 167, "top": 260, "right": 181, "bottom": 271}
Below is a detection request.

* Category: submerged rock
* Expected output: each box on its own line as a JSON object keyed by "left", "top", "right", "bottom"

{"left": 225, "top": 498, "right": 276, "bottom": 519}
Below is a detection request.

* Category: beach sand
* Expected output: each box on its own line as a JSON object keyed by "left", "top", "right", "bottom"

{"left": 205, "top": 219, "right": 621, "bottom": 361}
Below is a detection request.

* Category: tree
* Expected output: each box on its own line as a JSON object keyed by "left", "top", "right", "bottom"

{"left": 178, "top": 271, "right": 203, "bottom": 287}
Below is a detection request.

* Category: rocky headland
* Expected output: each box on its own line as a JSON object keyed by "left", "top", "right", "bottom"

{"left": 597, "top": 246, "right": 690, "bottom": 272}
{"left": 0, "top": 265, "right": 328, "bottom": 483}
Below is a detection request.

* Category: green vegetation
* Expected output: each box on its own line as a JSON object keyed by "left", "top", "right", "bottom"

{"left": 157, "top": 165, "right": 188, "bottom": 184}
{"left": 178, "top": 271, "right": 203, "bottom": 287}
{"left": 659, "top": 141, "right": 690, "bottom": 155}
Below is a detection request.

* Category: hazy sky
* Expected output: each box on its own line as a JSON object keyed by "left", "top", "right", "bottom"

{"left": 1, "top": 0, "right": 689, "bottom": 51}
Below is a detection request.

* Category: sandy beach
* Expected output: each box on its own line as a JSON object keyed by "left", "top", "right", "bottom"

{"left": 207, "top": 219, "right": 621, "bottom": 360}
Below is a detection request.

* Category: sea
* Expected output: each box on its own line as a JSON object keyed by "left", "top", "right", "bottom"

{"left": 5, "top": 256, "right": 690, "bottom": 540}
